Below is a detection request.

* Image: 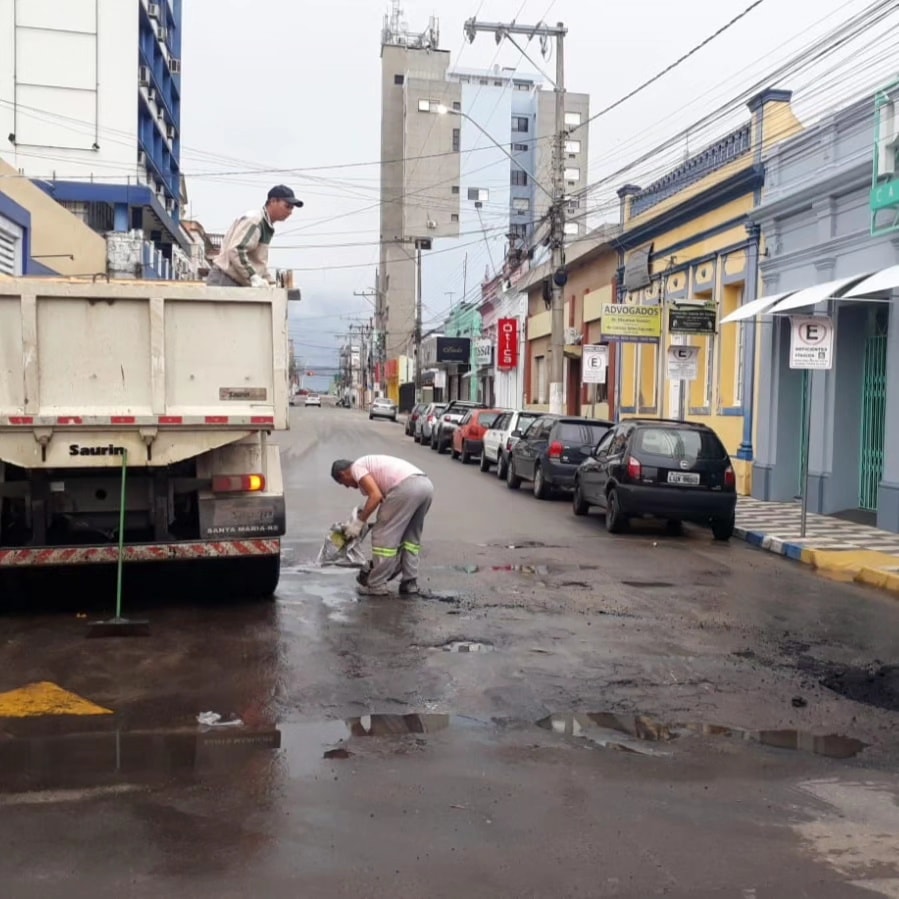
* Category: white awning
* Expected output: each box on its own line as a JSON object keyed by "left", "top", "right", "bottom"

{"left": 719, "top": 291, "right": 798, "bottom": 324}
{"left": 843, "top": 264, "right": 899, "bottom": 298}
{"left": 766, "top": 273, "right": 872, "bottom": 314}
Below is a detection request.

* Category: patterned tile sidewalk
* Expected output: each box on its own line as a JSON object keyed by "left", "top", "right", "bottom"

{"left": 735, "top": 496, "right": 899, "bottom": 595}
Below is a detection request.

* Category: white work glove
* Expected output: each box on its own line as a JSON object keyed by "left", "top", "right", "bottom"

{"left": 342, "top": 518, "right": 364, "bottom": 540}
{"left": 249, "top": 274, "right": 267, "bottom": 288}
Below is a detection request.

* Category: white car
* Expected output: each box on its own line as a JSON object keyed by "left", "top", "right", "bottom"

{"left": 304, "top": 394, "right": 321, "bottom": 407}
{"left": 369, "top": 398, "right": 397, "bottom": 421}
{"left": 481, "top": 409, "right": 540, "bottom": 478}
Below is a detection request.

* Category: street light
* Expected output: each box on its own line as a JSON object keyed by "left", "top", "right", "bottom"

{"left": 431, "top": 104, "right": 553, "bottom": 201}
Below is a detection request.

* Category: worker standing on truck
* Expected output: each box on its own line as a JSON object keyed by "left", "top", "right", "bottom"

{"left": 207, "top": 185, "right": 303, "bottom": 287}
{"left": 330, "top": 455, "right": 434, "bottom": 597}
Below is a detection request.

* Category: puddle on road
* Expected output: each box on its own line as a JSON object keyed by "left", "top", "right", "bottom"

{"left": 621, "top": 580, "right": 676, "bottom": 588}
{"left": 491, "top": 564, "right": 599, "bottom": 575}
{"left": 536, "top": 714, "right": 868, "bottom": 760}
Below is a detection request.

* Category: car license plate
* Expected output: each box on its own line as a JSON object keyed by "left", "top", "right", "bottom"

{"left": 667, "top": 471, "right": 700, "bottom": 486}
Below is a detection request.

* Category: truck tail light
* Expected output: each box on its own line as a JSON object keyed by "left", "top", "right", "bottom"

{"left": 212, "top": 474, "right": 266, "bottom": 493}
{"left": 548, "top": 441, "right": 563, "bottom": 460}
{"left": 627, "top": 456, "right": 642, "bottom": 480}
{"left": 724, "top": 465, "right": 735, "bottom": 488}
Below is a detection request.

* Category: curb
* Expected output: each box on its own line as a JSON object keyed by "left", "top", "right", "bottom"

{"left": 735, "top": 525, "right": 899, "bottom": 597}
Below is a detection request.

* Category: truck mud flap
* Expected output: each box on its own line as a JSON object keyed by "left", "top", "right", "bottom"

{"left": 198, "top": 495, "right": 286, "bottom": 539}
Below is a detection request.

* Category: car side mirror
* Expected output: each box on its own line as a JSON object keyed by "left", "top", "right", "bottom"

{"left": 511, "top": 429, "right": 522, "bottom": 438}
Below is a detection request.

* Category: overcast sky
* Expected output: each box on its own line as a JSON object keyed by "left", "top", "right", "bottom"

{"left": 180, "top": 0, "right": 898, "bottom": 390}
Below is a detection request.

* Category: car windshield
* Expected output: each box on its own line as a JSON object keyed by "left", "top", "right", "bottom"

{"left": 558, "top": 422, "right": 610, "bottom": 444}
{"left": 634, "top": 427, "right": 727, "bottom": 461}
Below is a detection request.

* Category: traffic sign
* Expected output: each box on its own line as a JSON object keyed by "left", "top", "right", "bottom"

{"left": 666, "top": 345, "right": 699, "bottom": 380}
{"left": 582, "top": 345, "right": 608, "bottom": 384}
{"left": 790, "top": 316, "right": 834, "bottom": 370}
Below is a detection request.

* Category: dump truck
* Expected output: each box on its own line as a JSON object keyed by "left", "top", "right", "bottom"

{"left": 0, "top": 276, "right": 292, "bottom": 599}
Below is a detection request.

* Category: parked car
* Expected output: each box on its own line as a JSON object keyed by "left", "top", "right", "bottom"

{"left": 416, "top": 402, "right": 446, "bottom": 444}
{"left": 430, "top": 400, "right": 484, "bottom": 454}
{"left": 451, "top": 408, "right": 504, "bottom": 463}
{"left": 481, "top": 409, "right": 540, "bottom": 477}
{"left": 369, "top": 397, "right": 398, "bottom": 421}
{"left": 304, "top": 393, "right": 321, "bottom": 407}
{"left": 572, "top": 418, "right": 737, "bottom": 540}
{"left": 507, "top": 416, "right": 614, "bottom": 499}
{"left": 405, "top": 402, "right": 428, "bottom": 437}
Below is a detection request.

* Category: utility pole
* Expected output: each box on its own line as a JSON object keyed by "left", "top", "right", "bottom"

{"left": 413, "top": 239, "right": 424, "bottom": 401}
{"left": 464, "top": 17, "right": 568, "bottom": 414}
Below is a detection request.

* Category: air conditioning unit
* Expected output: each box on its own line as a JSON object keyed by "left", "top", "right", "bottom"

{"left": 147, "top": 2, "right": 160, "bottom": 19}
{"left": 147, "top": 87, "right": 156, "bottom": 102}
{"left": 166, "top": 125, "right": 175, "bottom": 141}
{"left": 565, "top": 327, "right": 582, "bottom": 345}
{"left": 139, "top": 65, "right": 150, "bottom": 86}
{"left": 137, "top": 150, "right": 147, "bottom": 166}
{"left": 170, "top": 58, "right": 181, "bottom": 75}
{"left": 158, "top": 26, "right": 168, "bottom": 42}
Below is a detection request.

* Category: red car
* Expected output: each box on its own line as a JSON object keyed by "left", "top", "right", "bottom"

{"left": 451, "top": 408, "right": 504, "bottom": 464}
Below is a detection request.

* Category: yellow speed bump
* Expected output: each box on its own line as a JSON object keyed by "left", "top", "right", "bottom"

{"left": 0, "top": 681, "right": 113, "bottom": 718}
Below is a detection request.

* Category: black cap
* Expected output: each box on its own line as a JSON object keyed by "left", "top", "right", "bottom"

{"left": 267, "top": 184, "right": 304, "bottom": 207}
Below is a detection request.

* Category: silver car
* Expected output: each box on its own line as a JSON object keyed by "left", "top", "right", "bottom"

{"left": 369, "top": 398, "right": 397, "bottom": 421}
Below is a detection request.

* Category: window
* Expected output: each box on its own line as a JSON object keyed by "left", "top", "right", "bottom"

{"left": 511, "top": 170, "right": 528, "bottom": 186}
{"left": 558, "top": 422, "right": 612, "bottom": 445}
{"left": 514, "top": 81, "right": 530, "bottom": 91}
{"left": 493, "top": 80, "right": 503, "bottom": 86}
{"left": 535, "top": 356, "right": 547, "bottom": 405}
{"left": 510, "top": 223, "right": 528, "bottom": 237}
{"left": 0, "top": 218, "right": 23, "bottom": 276}
{"left": 451, "top": 185, "right": 460, "bottom": 194}
{"left": 394, "top": 74, "right": 405, "bottom": 85}
{"left": 564, "top": 111, "right": 581, "bottom": 126}
{"left": 512, "top": 197, "right": 530, "bottom": 213}
{"left": 417, "top": 99, "right": 432, "bottom": 112}
{"left": 452, "top": 101, "right": 461, "bottom": 110}
{"left": 452, "top": 128, "right": 460, "bottom": 152}
{"left": 512, "top": 116, "right": 529, "bottom": 133}
{"left": 512, "top": 142, "right": 528, "bottom": 152}
{"left": 633, "top": 427, "right": 727, "bottom": 461}
{"left": 564, "top": 167, "right": 580, "bottom": 182}
{"left": 468, "top": 187, "right": 489, "bottom": 202}
{"left": 564, "top": 139, "right": 581, "bottom": 154}
{"left": 564, "top": 222, "right": 580, "bottom": 236}
{"left": 450, "top": 213, "right": 459, "bottom": 222}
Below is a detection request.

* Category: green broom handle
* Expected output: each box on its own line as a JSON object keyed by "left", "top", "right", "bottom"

{"left": 115, "top": 450, "right": 127, "bottom": 619}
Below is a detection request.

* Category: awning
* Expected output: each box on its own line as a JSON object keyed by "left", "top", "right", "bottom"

{"left": 719, "top": 291, "right": 798, "bottom": 324}
{"left": 766, "top": 273, "right": 872, "bottom": 314}
{"left": 843, "top": 264, "right": 899, "bottom": 298}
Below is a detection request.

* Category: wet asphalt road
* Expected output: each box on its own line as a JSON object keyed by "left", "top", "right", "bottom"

{"left": 1, "top": 404, "right": 899, "bottom": 898}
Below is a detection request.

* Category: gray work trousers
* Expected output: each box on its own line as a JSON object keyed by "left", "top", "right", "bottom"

{"left": 206, "top": 267, "right": 241, "bottom": 287}
{"left": 368, "top": 474, "right": 434, "bottom": 587}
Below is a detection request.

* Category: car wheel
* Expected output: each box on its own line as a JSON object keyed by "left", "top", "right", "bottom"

{"left": 605, "top": 487, "right": 627, "bottom": 534}
{"left": 437, "top": 434, "right": 447, "bottom": 455}
{"left": 450, "top": 444, "right": 460, "bottom": 460}
{"left": 460, "top": 442, "right": 471, "bottom": 465}
{"left": 506, "top": 459, "right": 522, "bottom": 490}
{"left": 496, "top": 454, "right": 508, "bottom": 481}
{"left": 572, "top": 480, "right": 590, "bottom": 516}
{"left": 369, "top": 414, "right": 373, "bottom": 420}
{"left": 430, "top": 434, "right": 438, "bottom": 451}
{"left": 665, "top": 519, "right": 684, "bottom": 536}
{"left": 533, "top": 464, "right": 550, "bottom": 500}
{"left": 479, "top": 452, "right": 490, "bottom": 472}
{"left": 712, "top": 515, "right": 735, "bottom": 542}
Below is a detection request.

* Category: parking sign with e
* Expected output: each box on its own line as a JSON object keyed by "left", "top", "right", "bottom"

{"left": 789, "top": 316, "right": 833, "bottom": 370}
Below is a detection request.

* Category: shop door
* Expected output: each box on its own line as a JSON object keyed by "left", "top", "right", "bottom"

{"left": 859, "top": 308, "right": 888, "bottom": 511}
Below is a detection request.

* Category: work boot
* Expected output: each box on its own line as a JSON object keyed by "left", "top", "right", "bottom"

{"left": 356, "top": 583, "right": 390, "bottom": 597}
{"left": 356, "top": 565, "right": 370, "bottom": 587}
{"left": 399, "top": 579, "right": 419, "bottom": 596}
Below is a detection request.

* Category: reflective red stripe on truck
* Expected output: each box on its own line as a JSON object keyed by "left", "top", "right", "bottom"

{"left": 0, "top": 539, "right": 281, "bottom": 567}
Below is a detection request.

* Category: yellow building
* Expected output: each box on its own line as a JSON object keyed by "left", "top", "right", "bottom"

{"left": 613, "top": 89, "right": 801, "bottom": 494}
{"left": 0, "top": 159, "right": 107, "bottom": 277}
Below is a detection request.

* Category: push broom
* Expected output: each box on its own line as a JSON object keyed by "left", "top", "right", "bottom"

{"left": 87, "top": 449, "right": 150, "bottom": 638}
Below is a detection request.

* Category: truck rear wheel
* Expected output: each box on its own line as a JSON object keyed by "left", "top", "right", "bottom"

{"left": 239, "top": 555, "right": 281, "bottom": 599}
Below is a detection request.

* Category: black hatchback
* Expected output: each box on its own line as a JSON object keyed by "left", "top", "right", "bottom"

{"left": 507, "top": 415, "right": 614, "bottom": 500}
{"left": 572, "top": 419, "right": 737, "bottom": 540}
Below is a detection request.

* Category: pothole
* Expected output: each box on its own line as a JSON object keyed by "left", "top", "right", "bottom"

{"left": 437, "top": 640, "right": 494, "bottom": 653}
{"left": 621, "top": 580, "right": 676, "bottom": 588}
{"left": 536, "top": 713, "right": 868, "bottom": 759}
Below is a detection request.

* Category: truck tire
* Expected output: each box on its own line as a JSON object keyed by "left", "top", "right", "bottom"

{"left": 240, "top": 556, "right": 281, "bottom": 599}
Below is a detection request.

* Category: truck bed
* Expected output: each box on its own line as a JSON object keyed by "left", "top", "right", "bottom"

{"left": 0, "top": 277, "right": 290, "bottom": 468}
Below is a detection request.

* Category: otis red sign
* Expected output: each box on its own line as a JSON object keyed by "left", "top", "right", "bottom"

{"left": 497, "top": 318, "right": 518, "bottom": 370}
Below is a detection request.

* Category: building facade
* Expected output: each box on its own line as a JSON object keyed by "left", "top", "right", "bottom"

{"left": 614, "top": 89, "right": 801, "bottom": 493}
{"left": 748, "top": 88, "right": 899, "bottom": 530}
{"left": 0, "top": 0, "right": 190, "bottom": 278}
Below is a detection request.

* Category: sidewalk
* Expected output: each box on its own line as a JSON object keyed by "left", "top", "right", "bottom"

{"left": 735, "top": 496, "right": 899, "bottom": 595}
